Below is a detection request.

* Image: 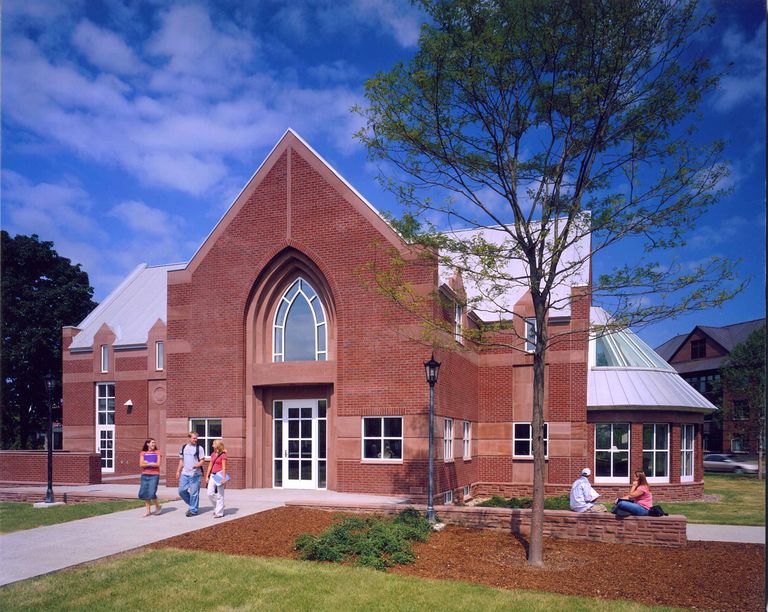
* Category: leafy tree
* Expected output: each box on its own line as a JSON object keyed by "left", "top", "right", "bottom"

{"left": 721, "top": 325, "right": 766, "bottom": 479}
{"left": 1, "top": 231, "right": 97, "bottom": 449}
{"left": 355, "top": 0, "right": 742, "bottom": 565}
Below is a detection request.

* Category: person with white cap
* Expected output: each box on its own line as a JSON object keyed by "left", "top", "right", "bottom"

{"left": 569, "top": 467, "right": 607, "bottom": 512}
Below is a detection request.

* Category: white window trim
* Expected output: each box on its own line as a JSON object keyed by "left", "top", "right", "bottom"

{"left": 512, "top": 422, "right": 549, "bottom": 459}
{"left": 462, "top": 484, "right": 471, "bottom": 499}
{"left": 189, "top": 418, "right": 222, "bottom": 459}
{"left": 443, "top": 490, "right": 453, "bottom": 504}
{"left": 155, "top": 341, "right": 164, "bottom": 371}
{"left": 443, "top": 417, "right": 454, "bottom": 462}
{"left": 100, "top": 344, "right": 109, "bottom": 373}
{"left": 454, "top": 303, "right": 463, "bottom": 343}
{"left": 361, "top": 416, "right": 403, "bottom": 462}
{"left": 594, "top": 423, "right": 630, "bottom": 484}
{"left": 524, "top": 318, "right": 536, "bottom": 352}
{"left": 273, "top": 277, "right": 327, "bottom": 362}
{"left": 95, "top": 382, "right": 115, "bottom": 473}
{"left": 681, "top": 424, "right": 695, "bottom": 483}
{"left": 462, "top": 420, "right": 471, "bottom": 460}
{"left": 643, "top": 423, "right": 670, "bottom": 484}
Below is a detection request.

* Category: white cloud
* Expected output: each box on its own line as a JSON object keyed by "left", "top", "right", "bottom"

{"left": 714, "top": 21, "right": 766, "bottom": 112}
{"left": 688, "top": 216, "right": 747, "bottom": 249}
{"left": 72, "top": 20, "right": 144, "bottom": 75}
{"left": 108, "top": 200, "right": 185, "bottom": 236}
{"left": 354, "top": 0, "right": 422, "bottom": 48}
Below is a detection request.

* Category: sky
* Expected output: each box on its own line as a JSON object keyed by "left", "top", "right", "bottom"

{"left": 2, "top": 0, "right": 765, "bottom": 349}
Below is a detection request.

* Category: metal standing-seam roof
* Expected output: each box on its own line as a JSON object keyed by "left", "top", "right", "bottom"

{"left": 69, "top": 262, "right": 186, "bottom": 350}
{"left": 588, "top": 307, "right": 716, "bottom": 413}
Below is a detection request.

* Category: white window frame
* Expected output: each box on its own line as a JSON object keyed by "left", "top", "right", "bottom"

{"left": 454, "top": 302, "right": 463, "bottom": 343}
{"left": 155, "top": 341, "right": 164, "bottom": 371}
{"left": 524, "top": 318, "right": 536, "bottom": 352}
{"left": 95, "top": 382, "right": 115, "bottom": 473}
{"left": 100, "top": 344, "right": 109, "bottom": 373}
{"left": 681, "top": 424, "right": 695, "bottom": 483}
{"left": 643, "top": 423, "right": 670, "bottom": 483}
{"left": 463, "top": 484, "right": 471, "bottom": 499}
{"left": 189, "top": 418, "right": 222, "bottom": 458}
{"left": 594, "top": 423, "right": 630, "bottom": 484}
{"left": 443, "top": 417, "right": 454, "bottom": 461}
{"left": 462, "top": 421, "right": 471, "bottom": 460}
{"left": 512, "top": 422, "right": 548, "bottom": 458}
{"left": 273, "top": 277, "right": 327, "bottom": 362}
{"left": 361, "top": 416, "right": 403, "bottom": 462}
{"left": 443, "top": 490, "right": 453, "bottom": 504}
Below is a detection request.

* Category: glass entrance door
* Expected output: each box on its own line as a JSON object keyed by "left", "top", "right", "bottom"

{"left": 273, "top": 399, "right": 327, "bottom": 489}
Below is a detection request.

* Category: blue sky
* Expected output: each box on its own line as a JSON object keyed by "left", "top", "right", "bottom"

{"left": 2, "top": 0, "right": 765, "bottom": 349}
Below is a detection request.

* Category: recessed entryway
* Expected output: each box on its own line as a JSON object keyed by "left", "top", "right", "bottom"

{"left": 273, "top": 399, "right": 327, "bottom": 489}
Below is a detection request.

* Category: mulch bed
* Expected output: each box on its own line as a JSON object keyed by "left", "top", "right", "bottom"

{"left": 150, "top": 506, "right": 764, "bottom": 611}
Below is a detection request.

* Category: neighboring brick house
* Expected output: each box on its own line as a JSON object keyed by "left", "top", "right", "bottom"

{"left": 61, "top": 130, "right": 715, "bottom": 502}
{"left": 655, "top": 318, "right": 766, "bottom": 454}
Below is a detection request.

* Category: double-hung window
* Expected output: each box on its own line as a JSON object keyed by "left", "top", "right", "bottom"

{"left": 513, "top": 422, "right": 548, "bottom": 457}
{"left": 190, "top": 418, "right": 222, "bottom": 458}
{"left": 462, "top": 421, "right": 471, "bottom": 459}
{"left": 680, "top": 424, "right": 695, "bottom": 482}
{"left": 595, "top": 423, "right": 629, "bottom": 482}
{"left": 443, "top": 418, "right": 454, "bottom": 461}
{"left": 362, "top": 417, "right": 402, "bottom": 460}
{"left": 643, "top": 423, "right": 669, "bottom": 482}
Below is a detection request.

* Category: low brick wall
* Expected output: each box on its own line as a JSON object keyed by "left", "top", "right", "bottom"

{"left": 0, "top": 451, "right": 102, "bottom": 485}
{"left": 287, "top": 501, "right": 687, "bottom": 548}
{"left": 473, "top": 481, "right": 704, "bottom": 502}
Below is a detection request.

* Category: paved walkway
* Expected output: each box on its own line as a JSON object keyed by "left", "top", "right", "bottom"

{"left": 0, "top": 484, "right": 408, "bottom": 587}
{"left": 0, "top": 484, "right": 763, "bottom": 587}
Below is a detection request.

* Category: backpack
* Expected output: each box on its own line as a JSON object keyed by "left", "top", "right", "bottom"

{"left": 180, "top": 443, "right": 205, "bottom": 473}
{"left": 648, "top": 505, "right": 668, "bottom": 517}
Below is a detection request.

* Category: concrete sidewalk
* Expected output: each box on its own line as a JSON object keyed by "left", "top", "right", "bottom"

{"left": 0, "top": 485, "right": 409, "bottom": 587}
{"left": 0, "top": 484, "right": 763, "bottom": 587}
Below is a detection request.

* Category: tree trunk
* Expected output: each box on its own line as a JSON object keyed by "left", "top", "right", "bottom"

{"left": 528, "top": 304, "right": 548, "bottom": 566}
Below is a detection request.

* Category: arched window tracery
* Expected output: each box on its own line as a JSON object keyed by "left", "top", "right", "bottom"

{"left": 273, "top": 278, "right": 327, "bottom": 362}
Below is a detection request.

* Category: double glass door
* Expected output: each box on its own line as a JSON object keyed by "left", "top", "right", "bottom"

{"left": 273, "top": 399, "right": 327, "bottom": 489}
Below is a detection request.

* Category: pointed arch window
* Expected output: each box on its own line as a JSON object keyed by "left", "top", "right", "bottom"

{"left": 273, "top": 278, "right": 327, "bottom": 362}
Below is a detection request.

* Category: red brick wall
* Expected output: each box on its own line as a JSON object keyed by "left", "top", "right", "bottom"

{"left": 0, "top": 451, "right": 101, "bottom": 485}
{"left": 287, "top": 501, "right": 687, "bottom": 547}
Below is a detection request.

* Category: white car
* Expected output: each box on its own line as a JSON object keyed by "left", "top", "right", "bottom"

{"left": 702, "top": 454, "right": 758, "bottom": 474}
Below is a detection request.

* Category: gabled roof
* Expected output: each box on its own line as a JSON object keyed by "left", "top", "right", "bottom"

{"left": 438, "top": 224, "right": 590, "bottom": 322}
{"left": 654, "top": 318, "right": 766, "bottom": 363}
{"left": 69, "top": 262, "right": 186, "bottom": 350}
{"left": 183, "top": 128, "right": 406, "bottom": 276}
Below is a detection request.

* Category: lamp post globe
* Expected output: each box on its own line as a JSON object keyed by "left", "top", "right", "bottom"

{"left": 423, "top": 353, "right": 440, "bottom": 523}
{"left": 43, "top": 373, "right": 55, "bottom": 504}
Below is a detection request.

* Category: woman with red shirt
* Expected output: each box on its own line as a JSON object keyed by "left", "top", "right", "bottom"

{"left": 138, "top": 438, "right": 162, "bottom": 516}
{"left": 204, "top": 439, "right": 228, "bottom": 518}
{"left": 614, "top": 471, "right": 653, "bottom": 516}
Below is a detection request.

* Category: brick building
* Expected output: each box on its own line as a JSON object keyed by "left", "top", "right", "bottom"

{"left": 655, "top": 318, "right": 766, "bottom": 454}
{"left": 61, "top": 130, "right": 715, "bottom": 501}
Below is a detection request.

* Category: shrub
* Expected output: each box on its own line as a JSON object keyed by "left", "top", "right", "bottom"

{"left": 294, "top": 509, "right": 431, "bottom": 571}
{"left": 477, "top": 494, "right": 571, "bottom": 510}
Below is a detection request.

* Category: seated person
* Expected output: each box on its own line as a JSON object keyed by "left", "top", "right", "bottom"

{"left": 613, "top": 471, "right": 653, "bottom": 516}
{"left": 569, "top": 467, "right": 607, "bottom": 512}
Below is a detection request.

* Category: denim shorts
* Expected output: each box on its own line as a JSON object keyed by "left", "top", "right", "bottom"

{"left": 138, "top": 474, "right": 160, "bottom": 500}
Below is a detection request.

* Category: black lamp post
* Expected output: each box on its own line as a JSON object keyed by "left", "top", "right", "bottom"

{"left": 43, "top": 373, "right": 55, "bottom": 504}
{"left": 424, "top": 353, "right": 441, "bottom": 523}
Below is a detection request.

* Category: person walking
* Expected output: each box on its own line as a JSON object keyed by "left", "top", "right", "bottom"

{"left": 176, "top": 432, "right": 205, "bottom": 517}
{"left": 138, "top": 438, "right": 161, "bottom": 516}
{"left": 204, "top": 439, "right": 228, "bottom": 518}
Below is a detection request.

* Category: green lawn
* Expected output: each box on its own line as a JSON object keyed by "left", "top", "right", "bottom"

{"left": 0, "top": 500, "right": 145, "bottom": 534}
{"left": 663, "top": 474, "right": 765, "bottom": 525}
{"left": 0, "top": 549, "right": 687, "bottom": 612}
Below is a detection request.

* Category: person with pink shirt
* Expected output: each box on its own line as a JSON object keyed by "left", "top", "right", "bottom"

{"left": 614, "top": 471, "right": 653, "bottom": 516}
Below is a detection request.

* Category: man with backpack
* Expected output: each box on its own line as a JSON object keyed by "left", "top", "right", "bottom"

{"left": 176, "top": 431, "right": 206, "bottom": 516}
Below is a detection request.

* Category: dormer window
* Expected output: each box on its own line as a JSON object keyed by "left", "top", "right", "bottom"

{"left": 454, "top": 302, "right": 463, "bottom": 343}
{"left": 100, "top": 344, "right": 109, "bottom": 373}
{"left": 690, "top": 339, "right": 706, "bottom": 360}
{"left": 273, "top": 278, "right": 327, "bottom": 362}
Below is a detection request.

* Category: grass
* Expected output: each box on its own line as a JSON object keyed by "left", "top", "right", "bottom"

{"left": 0, "top": 500, "right": 145, "bottom": 534}
{"left": 0, "top": 549, "right": 688, "bottom": 612}
{"left": 663, "top": 473, "right": 765, "bottom": 526}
